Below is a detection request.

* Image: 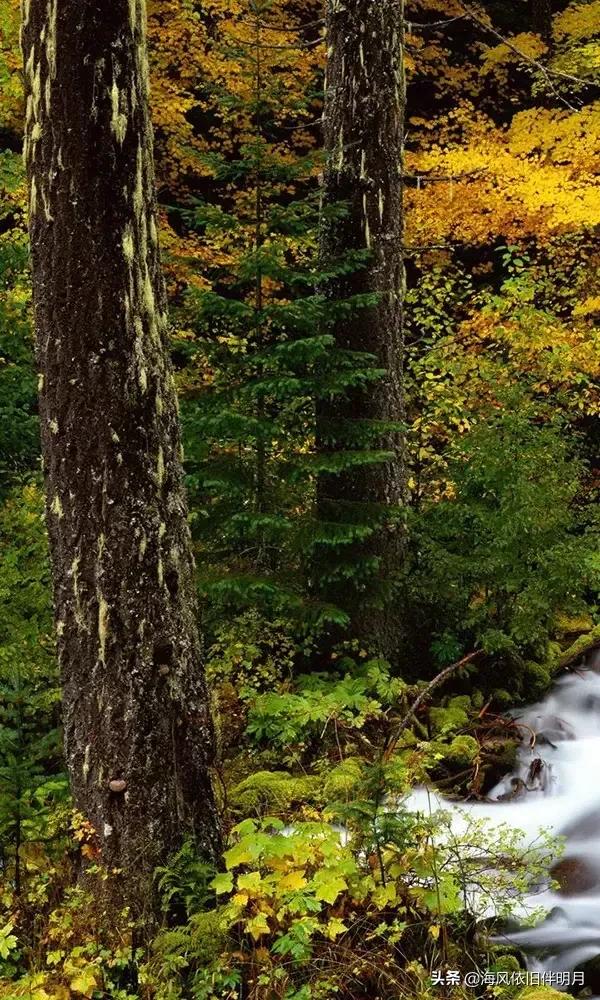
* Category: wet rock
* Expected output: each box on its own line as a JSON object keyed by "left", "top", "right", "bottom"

{"left": 588, "top": 647, "right": 600, "bottom": 672}
{"left": 577, "top": 955, "right": 600, "bottom": 996}
{"left": 530, "top": 714, "right": 575, "bottom": 745}
{"left": 527, "top": 757, "right": 552, "bottom": 792}
{"left": 480, "top": 739, "right": 519, "bottom": 794}
{"left": 497, "top": 777, "right": 530, "bottom": 801}
{"left": 551, "top": 856, "right": 600, "bottom": 896}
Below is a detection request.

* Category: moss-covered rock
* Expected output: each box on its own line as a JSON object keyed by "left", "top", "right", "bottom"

{"left": 322, "top": 758, "right": 363, "bottom": 801}
{"left": 493, "top": 953, "right": 521, "bottom": 974}
{"left": 230, "top": 770, "right": 321, "bottom": 814}
{"left": 515, "top": 987, "right": 565, "bottom": 1000}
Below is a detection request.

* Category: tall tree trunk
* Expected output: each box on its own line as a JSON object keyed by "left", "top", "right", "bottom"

{"left": 531, "top": 0, "right": 553, "bottom": 41}
{"left": 317, "top": 0, "right": 407, "bottom": 664}
{"left": 21, "top": 0, "right": 221, "bottom": 913}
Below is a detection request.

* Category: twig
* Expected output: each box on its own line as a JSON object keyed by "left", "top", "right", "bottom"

{"left": 406, "top": 16, "right": 467, "bottom": 32}
{"left": 459, "top": 2, "right": 592, "bottom": 111}
{"left": 279, "top": 118, "right": 324, "bottom": 131}
{"left": 385, "top": 650, "right": 483, "bottom": 753}
{"left": 227, "top": 35, "right": 322, "bottom": 52}
{"left": 255, "top": 17, "right": 325, "bottom": 33}
{"left": 405, "top": 168, "right": 485, "bottom": 186}
{"left": 511, "top": 720, "right": 538, "bottom": 749}
{"left": 404, "top": 242, "right": 461, "bottom": 255}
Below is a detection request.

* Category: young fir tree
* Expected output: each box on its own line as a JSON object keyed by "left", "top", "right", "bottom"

{"left": 21, "top": 0, "right": 221, "bottom": 917}
{"left": 177, "top": 0, "right": 390, "bottom": 637}
{"left": 0, "top": 667, "right": 65, "bottom": 897}
{"left": 0, "top": 165, "right": 38, "bottom": 490}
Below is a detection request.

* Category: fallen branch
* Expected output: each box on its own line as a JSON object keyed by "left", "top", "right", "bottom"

{"left": 386, "top": 649, "right": 483, "bottom": 754}
{"left": 558, "top": 624, "right": 600, "bottom": 671}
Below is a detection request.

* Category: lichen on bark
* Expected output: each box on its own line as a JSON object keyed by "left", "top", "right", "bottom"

{"left": 21, "top": 0, "right": 221, "bottom": 918}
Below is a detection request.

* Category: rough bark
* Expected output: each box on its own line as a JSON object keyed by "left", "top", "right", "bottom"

{"left": 317, "top": 0, "right": 407, "bottom": 664}
{"left": 21, "top": 0, "right": 221, "bottom": 913}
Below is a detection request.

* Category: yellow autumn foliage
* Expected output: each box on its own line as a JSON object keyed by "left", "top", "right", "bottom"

{"left": 554, "top": 0, "right": 600, "bottom": 41}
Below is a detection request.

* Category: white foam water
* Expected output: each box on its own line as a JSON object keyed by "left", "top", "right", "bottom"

{"left": 408, "top": 647, "right": 600, "bottom": 983}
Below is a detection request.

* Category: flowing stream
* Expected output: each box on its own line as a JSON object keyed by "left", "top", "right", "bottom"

{"left": 410, "top": 646, "right": 600, "bottom": 987}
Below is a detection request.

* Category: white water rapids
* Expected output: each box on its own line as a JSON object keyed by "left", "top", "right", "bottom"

{"left": 409, "top": 647, "right": 600, "bottom": 986}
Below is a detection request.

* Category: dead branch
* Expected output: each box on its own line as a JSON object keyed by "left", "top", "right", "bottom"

{"left": 386, "top": 650, "right": 483, "bottom": 753}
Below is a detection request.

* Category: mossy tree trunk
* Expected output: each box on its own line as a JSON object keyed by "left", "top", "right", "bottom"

{"left": 317, "top": 0, "right": 407, "bottom": 664}
{"left": 21, "top": 0, "right": 221, "bottom": 915}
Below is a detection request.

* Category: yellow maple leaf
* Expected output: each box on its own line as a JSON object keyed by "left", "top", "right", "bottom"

{"left": 278, "top": 869, "right": 308, "bottom": 893}
{"left": 324, "top": 917, "right": 348, "bottom": 940}
{"left": 69, "top": 967, "right": 98, "bottom": 998}
{"left": 245, "top": 912, "right": 270, "bottom": 940}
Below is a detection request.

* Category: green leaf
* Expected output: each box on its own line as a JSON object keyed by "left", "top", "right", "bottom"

{"left": 309, "top": 871, "right": 348, "bottom": 905}
{"left": 211, "top": 872, "right": 234, "bottom": 895}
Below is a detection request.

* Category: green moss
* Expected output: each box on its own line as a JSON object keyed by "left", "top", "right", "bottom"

{"left": 122, "top": 224, "right": 135, "bottom": 263}
{"left": 558, "top": 622, "right": 600, "bottom": 667}
{"left": 156, "top": 446, "right": 164, "bottom": 488}
{"left": 471, "top": 689, "right": 485, "bottom": 709}
{"left": 29, "top": 175, "right": 37, "bottom": 216}
{"left": 153, "top": 907, "right": 230, "bottom": 966}
{"left": 143, "top": 271, "right": 155, "bottom": 318}
{"left": 322, "top": 758, "right": 363, "bottom": 800}
{"left": 429, "top": 695, "right": 471, "bottom": 735}
{"left": 230, "top": 770, "right": 321, "bottom": 815}
{"left": 555, "top": 610, "right": 594, "bottom": 635}
{"left": 545, "top": 641, "right": 562, "bottom": 666}
{"left": 133, "top": 144, "right": 144, "bottom": 220}
{"left": 522, "top": 659, "right": 552, "bottom": 698}
{"left": 515, "top": 988, "right": 565, "bottom": 1000}
{"left": 46, "top": 0, "right": 58, "bottom": 81}
{"left": 493, "top": 954, "right": 521, "bottom": 974}
{"left": 492, "top": 688, "right": 514, "bottom": 708}
{"left": 189, "top": 909, "right": 230, "bottom": 963}
{"left": 110, "top": 81, "right": 128, "bottom": 146}
{"left": 50, "top": 493, "right": 63, "bottom": 518}
{"left": 446, "top": 734, "right": 479, "bottom": 765}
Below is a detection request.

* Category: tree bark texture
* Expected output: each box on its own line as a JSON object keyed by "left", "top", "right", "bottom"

{"left": 21, "top": 0, "right": 221, "bottom": 911}
{"left": 317, "top": 0, "right": 407, "bottom": 664}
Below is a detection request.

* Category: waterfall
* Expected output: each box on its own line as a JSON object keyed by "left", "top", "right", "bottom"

{"left": 409, "top": 647, "right": 600, "bottom": 984}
